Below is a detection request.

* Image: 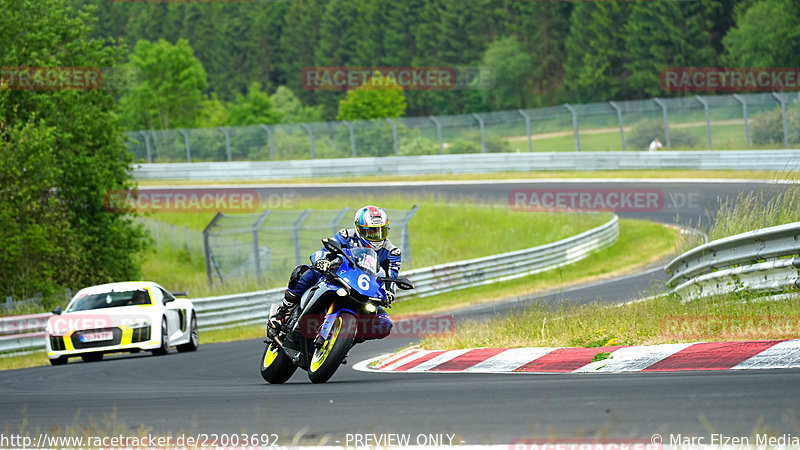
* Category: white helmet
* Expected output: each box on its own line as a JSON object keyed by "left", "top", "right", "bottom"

{"left": 354, "top": 205, "right": 389, "bottom": 250}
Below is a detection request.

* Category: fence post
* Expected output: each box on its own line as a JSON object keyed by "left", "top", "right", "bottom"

{"left": 343, "top": 121, "right": 356, "bottom": 157}
{"left": 293, "top": 209, "right": 312, "bottom": 265}
{"left": 331, "top": 207, "right": 349, "bottom": 235}
{"left": 178, "top": 128, "right": 192, "bottom": 162}
{"left": 170, "top": 224, "right": 176, "bottom": 251}
{"left": 518, "top": 109, "right": 533, "bottom": 152}
{"left": 185, "top": 228, "right": 191, "bottom": 255}
{"left": 609, "top": 101, "right": 626, "bottom": 150}
{"left": 260, "top": 125, "right": 275, "bottom": 160}
{"left": 138, "top": 130, "right": 152, "bottom": 163}
{"left": 252, "top": 211, "right": 271, "bottom": 286}
{"left": 564, "top": 104, "right": 580, "bottom": 152}
{"left": 300, "top": 123, "right": 315, "bottom": 159}
{"left": 733, "top": 94, "right": 750, "bottom": 149}
{"left": 653, "top": 98, "right": 671, "bottom": 149}
{"left": 472, "top": 113, "right": 486, "bottom": 153}
{"left": 154, "top": 221, "right": 161, "bottom": 248}
{"left": 399, "top": 205, "right": 419, "bottom": 269}
{"left": 771, "top": 92, "right": 790, "bottom": 149}
{"left": 203, "top": 212, "right": 224, "bottom": 286}
{"left": 429, "top": 116, "right": 444, "bottom": 155}
{"left": 386, "top": 118, "right": 399, "bottom": 155}
{"left": 695, "top": 96, "right": 712, "bottom": 150}
{"left": 218, "top": 127, "right": 232, "bottom": 161}
{"left": 65, "top": 288, "right": 72, "bottom": 303}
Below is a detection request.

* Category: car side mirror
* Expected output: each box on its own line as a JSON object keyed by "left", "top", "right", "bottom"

{"left": 52, "top": 306, "right": 62, "bottom": 315}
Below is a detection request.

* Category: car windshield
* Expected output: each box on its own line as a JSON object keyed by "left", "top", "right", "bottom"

{"left": 351, "top": 248, "right": 379, "bottom": 277}
{"left": 66, "top": 289, "right": 150, "bottom": 312}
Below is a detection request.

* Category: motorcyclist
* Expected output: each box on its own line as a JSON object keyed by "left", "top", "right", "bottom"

{"left": 268, "top": 205, "right": 401, "bottom": 340}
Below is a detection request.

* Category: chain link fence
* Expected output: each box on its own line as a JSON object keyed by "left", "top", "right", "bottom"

{"left": 125, "top": 93, "right": 800, "bottom": 162}
{"left": 202, "top": 207, "right": 418, "bottom": 288}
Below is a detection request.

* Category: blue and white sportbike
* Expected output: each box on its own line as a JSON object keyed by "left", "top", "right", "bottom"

{"left": 260, "top": 238, "right": 414, "bottom": 384}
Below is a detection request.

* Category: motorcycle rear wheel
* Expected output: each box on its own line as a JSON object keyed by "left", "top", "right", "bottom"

{"left": 260, "top": 342, "right": 297, "bottom": 384}
{"left": 308, "top": 312, "right": 357, "bottom": 383}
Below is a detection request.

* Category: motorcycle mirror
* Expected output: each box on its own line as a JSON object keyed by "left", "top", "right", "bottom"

{"left": 394, "top": 277, "right": 415, "bottom": 290}
{"left": 378, "top": 276, "right": 415, "bottom": 290}
{"left": 321, "top": 238, "right": 342, "bottom": 254}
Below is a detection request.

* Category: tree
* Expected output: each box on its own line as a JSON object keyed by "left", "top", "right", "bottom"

{"left": 270, "top": 86, "right": 324, "bottom": 123}
{"left": 0, "top": 0, "right": 146, "bottom": 300}
{"left": 227, "top": 82, "right": 284, "bottom": 126}
{"left": 563, "top": 3, "right": 633, "bottom": 102}
{"left": 119, "top": 38, "right": 208, "bottom": 130}
{"left": 481, "top": 36, "right": 535, "bottom": 109}
{"left": 722, "top": 0, "right": 800, "bottom": 67}
{"left": 336, "top": 72, "right": 407, "bottom": 121}
{"left": 624, "top": 1, "right": 718, "bottom": 97}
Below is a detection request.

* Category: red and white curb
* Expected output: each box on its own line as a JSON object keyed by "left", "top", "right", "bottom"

{"left": 353, "top": 339, "right": 800, "bottom": 374}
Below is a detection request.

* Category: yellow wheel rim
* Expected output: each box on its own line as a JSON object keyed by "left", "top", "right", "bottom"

{"left": 310, "top": 317, "right": 342, "bottom": 372}
{"left": 263, "top": 343, "right": 279, "bottom": 368}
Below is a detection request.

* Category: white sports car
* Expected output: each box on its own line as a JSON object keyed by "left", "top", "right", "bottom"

{"left": 45, "top": 281, "right": 198, "bottom": 365}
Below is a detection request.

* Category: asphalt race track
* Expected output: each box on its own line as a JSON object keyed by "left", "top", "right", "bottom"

{"left": 3, "top": 179, "right": 798, "bottom": 444}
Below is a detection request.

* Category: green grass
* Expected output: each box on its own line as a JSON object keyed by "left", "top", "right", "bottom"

{"left": 421, "top": 290, "right": 800, "bottom": 350}
{"left": 390, "top": 218, "right": 678, "bottom": 315}
{"left": 143, "top": 197, "right": 611, "bottom": 297}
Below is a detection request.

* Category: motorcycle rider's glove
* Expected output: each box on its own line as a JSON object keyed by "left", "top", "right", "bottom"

{"left": 384, "top": 286, "right": 396, "bottom": 305}
{"left": 313, "top": 259, "right": 331, "bottom": 273}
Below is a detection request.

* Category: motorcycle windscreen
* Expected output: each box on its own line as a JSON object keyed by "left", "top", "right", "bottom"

{"left": 339, "top": 248, "right": 381, "bottom": 296}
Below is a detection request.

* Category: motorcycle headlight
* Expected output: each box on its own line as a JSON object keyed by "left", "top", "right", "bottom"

{"left": 364, "top": 302, "right": 377, "bottom": 313}
{"left": 336, "top": 288, "right": 348, "bottom": 297}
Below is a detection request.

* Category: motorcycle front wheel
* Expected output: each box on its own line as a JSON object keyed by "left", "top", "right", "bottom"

{"left": 308, "top": 312, "right": 357, "bottom": 383}
{"left": 260, "top": 342, "right": 297, "bottom": 384}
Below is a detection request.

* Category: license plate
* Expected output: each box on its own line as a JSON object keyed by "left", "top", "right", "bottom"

{"left": 80, "top": 331, "right": 113, "bottom": 343}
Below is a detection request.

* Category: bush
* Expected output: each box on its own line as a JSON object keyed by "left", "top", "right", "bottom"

{"left": 751, "top": 104, "right": 800, "bottom": 146}
{"left": 629, "top": 119, "right": 700, "bottom": 150}
{"left": 399, "top": 136, "right": 439, "bottom": 156}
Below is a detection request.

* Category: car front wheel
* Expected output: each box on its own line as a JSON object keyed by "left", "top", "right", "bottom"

{"left": 151, "top": 318, "right": 169, "bottom": 356}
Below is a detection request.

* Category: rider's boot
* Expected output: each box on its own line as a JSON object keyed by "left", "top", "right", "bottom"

{"left": 267, "top": 291, "right": 299, "bottom": 338}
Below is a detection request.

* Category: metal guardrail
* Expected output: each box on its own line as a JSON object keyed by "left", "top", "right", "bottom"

{"left": 0, "top": 215, "right": 618, "bottom": 354}
{"left": 666, "top": 221, "right": 800, "bottom": 300}
{"left": 133, "top": 150, "right": 800, "bottom": 181}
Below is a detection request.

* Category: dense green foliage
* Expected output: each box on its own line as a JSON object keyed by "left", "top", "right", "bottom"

{"left": 0, "top": 0, "right": 147, "bottom": 301}
{"left": 73, "top": 0, "right": 797, "bottom": 125}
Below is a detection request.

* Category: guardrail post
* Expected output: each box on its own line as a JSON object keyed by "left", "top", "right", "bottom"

{"left": 771, "top": 92, "right": 790, "bottom": 149}
{"left": 218, "top": 127, "right": 232, "bottom": 161}
{"left": 609, "top": 101, "right": 626, "bottom": 150}
{"left": 429, "top": 116, "right": 444, "bottom": 155}
{"left": 252, "top": 211, "right": 271, "bottom": 286}
{"left": 300, "top": 123, "right": 315, "bottom": 158}
{"left": 385, "top": 118, "right": 399, "bottom": 156}
{"left": 177, "top": 128, "right": 192, "bottom": 162}
{"left": 472, "top": 113, "right": 486, "bottom": 153}
{"left": 293, "top": 209, "right": 312, "bottom": 265}
{"left": 695, "top": 96, "right": 712, "bottom": 150}
{"left": 342, "top": 121, "right": 357, "bottom": 157}
{"left": 138, "top": 131, "right": 152, "bottom": 163}
{"left": 733, "top": 94, "right": 750, "bottom": 149}
{"left": 653, "top": 98, "right": 671, "bottom": 149}
{"left": 259, "top": 125, "right": 274, "bottom": 160}
{"left": 203, "top": 212, "right": 224, "bottom": 286}
{"left": 564, "top": 104, "right": 580, "bottom": 152}
{"left": 331, "top": 207, "right": 349, "bottom": 235}
{"left": 518, "top": 109, "right": 533, "bottom": 152}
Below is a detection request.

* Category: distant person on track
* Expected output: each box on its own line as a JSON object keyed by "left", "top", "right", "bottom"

{"left": 648, "top": 137, "right": 663, "bottom": 152}
{"left": 267, "top": 205, "right": 401, "bottom": 340}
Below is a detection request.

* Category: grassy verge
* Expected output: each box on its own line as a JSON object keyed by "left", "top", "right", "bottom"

{"left": 390, "top": 218, "right": 678, "bottom": 315}
{"left": 136, "top": 169, "right": 780, "bottom": 186}
{"left": 421, "top": 291, "right": 800, "bottom": 350}
{"left": 143, "top": 197, "right": 611, "bottom": 297}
